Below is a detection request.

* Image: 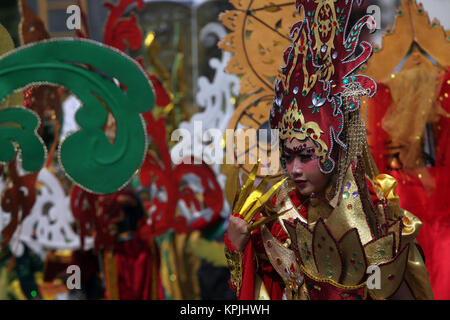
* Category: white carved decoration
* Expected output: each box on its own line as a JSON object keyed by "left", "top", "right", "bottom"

{"left": 0, "top": 168, "right": 93, "bottom": 259}
{"left": 60, "top": 94, "right": 81, "bottom": 141}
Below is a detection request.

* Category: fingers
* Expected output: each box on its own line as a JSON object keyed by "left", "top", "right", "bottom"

{"left": 229, "top": 215, "right": 250, "bottom": 234}
{"left": 227, "top": 215, "right": 251, "bottom": 251}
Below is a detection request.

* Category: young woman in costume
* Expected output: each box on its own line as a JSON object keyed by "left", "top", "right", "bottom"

{"left": 224, "top": 0, "right": 434, "bottom": 300}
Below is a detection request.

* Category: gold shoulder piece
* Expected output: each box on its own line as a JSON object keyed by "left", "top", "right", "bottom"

{"left": 399, "top": 211, "right": 433, "bottom": 299}
{"left": 401, "top": 210, "right": 422, "bottom": 244}
{"left": 368, "top": 244, "right": 410, "bottom": 300}
{"left": 404, "top": 242, "right": 434, "bottom": 300}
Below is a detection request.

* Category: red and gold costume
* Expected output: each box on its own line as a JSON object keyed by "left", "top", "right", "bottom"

{"left": 224, "top": 0, "right": 434, "bottom": 300}
{"left": 225, "top": 173, "right": 434, "bottom": 300}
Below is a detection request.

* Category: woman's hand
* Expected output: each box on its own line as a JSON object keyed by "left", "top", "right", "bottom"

{"left": 227, "top": 215, "right": 251, "bottom": 252}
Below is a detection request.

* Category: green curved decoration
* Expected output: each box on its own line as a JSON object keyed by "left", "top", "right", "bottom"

{"left": 0, "top": 107, "right": 45, "bottom": 172}
{"left": 0, "top": 38, "right": 155, "bottom": 194}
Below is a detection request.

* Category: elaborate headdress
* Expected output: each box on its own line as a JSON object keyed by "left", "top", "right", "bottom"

{"left": 270, "top": 0, "right": 377, "bottom": 179}
{"left": 260, "top": 1, "right": 430, "bottom": 300}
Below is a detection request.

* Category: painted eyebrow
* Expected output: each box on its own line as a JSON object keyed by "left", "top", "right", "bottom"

{"left": 282, "top": 146, "right": 315, "bottom": 153}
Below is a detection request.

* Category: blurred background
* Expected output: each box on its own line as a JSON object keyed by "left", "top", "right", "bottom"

{"left": 0, "top": 0, "right": 449, "bottom": 300}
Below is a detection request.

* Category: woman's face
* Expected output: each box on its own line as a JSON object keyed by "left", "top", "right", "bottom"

{"left": 282, "top": 138, "right": 331, "bottom": 197}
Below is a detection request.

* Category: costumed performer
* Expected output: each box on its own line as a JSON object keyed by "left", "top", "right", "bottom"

{"left": 224, "top": 0, "right": 434, "bottom": 300}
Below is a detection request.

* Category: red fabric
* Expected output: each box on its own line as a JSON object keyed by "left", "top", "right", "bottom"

{"left": 227, "top": 213, "right": 289, "bottom": 299}
{"left": 256, "top": 222, "right": 285, "bottom": 300}
{"left": 227, "top": 190, "right": 308, "bottom": 300}
{"left": 232, "top": 212, "right": 245, "bottom": 219}
{"left": 289, "top": 189, "right": 308, "bottom": 219}
{"left": 368, "top": 72, "right": 450, "bottom": 299}
{"left": 421, "top": 69, "right": 450, "bottom": 299}
{"left": 224, "top": 231, "right": 238, "bottom": 252}
{"left": 391, "top": 71, "right": 450, "bottom": 300}
{"left": 114, "top": 237, "right": 160, "bottom": 300}
{"left": 238, "top": 240, "right": 256, "bottom": 299}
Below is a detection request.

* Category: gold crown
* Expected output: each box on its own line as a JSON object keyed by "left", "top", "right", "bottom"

{"left": 278, "top": 98, "right": 328, "bottom": 163}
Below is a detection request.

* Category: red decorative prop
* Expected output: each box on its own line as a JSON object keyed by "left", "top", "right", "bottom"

{"left": 75, "top": 0, "right": 90, "bottom": 38}
{"left": 103, "top": 0, "right": 223, "bottom": 236}
{"left": 135, "top": 57, "right": 171, "bottom": 108}
{"left": 19, "top": 0, "right": 50, "bottom": 43}
{"left": 1, "top": 159, "right": 38, "bottom": 245}
{"left": 103, "top": 0, "right": 145, "bottom": 52}
{"left": 70, "top": 186, "right": 99, "bottom": 250}
{"left": 102, "top": 1, "right": 171, "bottom": 107}
{"left": 147, "top": 74, "right": 171, "bottom": 107}
{"left": 138, "top": 111, "right": 224, "bottom": 238}
{"left": 69, "top": 0, "right": 224, "bottom": 244}
{"left": 70, "top": 187, "right": 133, "bottom": 251}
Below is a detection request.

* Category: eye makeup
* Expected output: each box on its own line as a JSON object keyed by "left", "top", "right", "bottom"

{"left": 282, "top": 146, "right": 317, "bottom": 163}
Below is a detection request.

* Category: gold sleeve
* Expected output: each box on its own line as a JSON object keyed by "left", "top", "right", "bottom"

{"left": 372, "top": 174, "right": 434, "bottom": 299}
{"left": 224, "top": 246, "right": 243, "bottom": 297}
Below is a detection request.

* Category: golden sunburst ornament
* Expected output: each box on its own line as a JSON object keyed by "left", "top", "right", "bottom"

{"left": 219, "top": 0, "right": 301, "bottom": 95}
{"left": 219, "top": 0, "right": 302, "bottom": 177}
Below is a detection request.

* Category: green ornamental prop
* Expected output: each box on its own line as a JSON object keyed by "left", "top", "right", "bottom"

{"left": 0, "top": 38, "right": 155, "bottom": 193}
{"left": 0, "top": 107, "right": 45, "bottom": 172}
